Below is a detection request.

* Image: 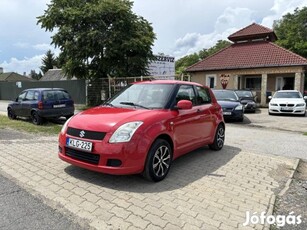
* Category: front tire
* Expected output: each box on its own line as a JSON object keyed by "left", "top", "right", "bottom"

{"left": 31, "top": 111, "right": 43, "bottom": 125}
{"left": 143, "top": 139, "right": 172, "bottom": 182}
{"left": 7, "top": 108, "right": 16, "bottom": 120}
{"left": 209, "top": 124, "right": 225, "bottom": 151}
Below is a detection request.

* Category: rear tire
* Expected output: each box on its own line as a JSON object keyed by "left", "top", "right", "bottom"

{"left": 7, "top": 108, "right": 16, "bottom": 120}
{"left": 31, "top": 111, "right": 43, "bottom": 125}
{"left": 143, "top": 139, "right": 172, "bottom": 182}
{"left": 209, "top": 124, "right": 225, "bottom": 151}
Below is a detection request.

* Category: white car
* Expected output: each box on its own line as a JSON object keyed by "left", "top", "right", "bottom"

{"left": 268, "top": 90, "right": 307, "bottom": 116}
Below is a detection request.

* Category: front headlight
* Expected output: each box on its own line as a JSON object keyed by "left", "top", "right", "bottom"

{"left": 235, "top": 104, "right": 243, "bottom": 110}
{"left": 61, "top": 117, "right": 73, "bottom": 134}
{"left": 296, "top": 103, "right": 305, "bottom": 107}
{"left": 270, "top": 103, "right": 278, "bottom": 106}
{"left": 109, "top": 121, "right": 143, "bottom": 143}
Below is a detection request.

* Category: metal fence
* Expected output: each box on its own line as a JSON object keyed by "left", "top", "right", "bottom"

{"left": 0, "top": 75, "right": 189, "bottom": 106}
{"left": 0, "top": 80, "right": 86, "bottom": 104}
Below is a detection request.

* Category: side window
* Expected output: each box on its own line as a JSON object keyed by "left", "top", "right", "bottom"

{"left": 34, "top": 91, "right": 39, "bottom": 100}
{"left": 176, "top": 85, "right": 197, "bottom": 105}
{"left": 17, "top": 92, "right": 27, "bottom": 102}
{"left": 25, "top": 91, "right": 35, "bottom": 101}
{"left": 196, "top": 86, "right": 211, "bottom": 105}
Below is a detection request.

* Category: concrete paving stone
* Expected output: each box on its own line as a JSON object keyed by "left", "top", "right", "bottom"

{"left": 179, "top": 213, "right": 204, "bottom": 228}
{"left": 92, "top": 208, "right": 114, "bottom": 221}
{"left": 67, "top": 194, "right": 85, "bottom": 205}
{"left": 144, "top": 204, "right": 165, "bottom": 217}
{"left": 161, "top": 213, "right": 185, "bottom": 228}
{"left": 110, "top": 206, "right": 132, "bottom": 219}
{"left": 182, "top": 223, "right": 201, "bottom": 230}
{"left": 127, "top": 205, "right": 149, "bottom": 218}
{"left": 95, "top": 199, "right": 116, "bottom": 210}
{"left": 76, "top": 210, "right": 96, "bottom": 222}
{"left": 144, "top": 213, "right": 168, "bottom": 228}
{"left": 79, "top": 200, "right": 99, "bottom": 213}
{"left": 126, "top": 214, "right": 151, "bottom": 229}
{"left": 83, "top": 192, "right": 101, "bottom": 203}
{"left": 73, "top": 187, "right": 88, "bottom": 196}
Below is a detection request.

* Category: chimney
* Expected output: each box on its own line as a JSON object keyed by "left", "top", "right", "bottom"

{"left": 0, "top": 67, "right": 3, "bottom": 74}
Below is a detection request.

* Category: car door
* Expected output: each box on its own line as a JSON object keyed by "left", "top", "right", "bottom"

{"left": 21, "top": 90, "right": 38, "bottom": 117}
{"left": 171, "top": 84, "right": 202, "bottom": 153}
{"left": 12, "top": 91, "right": 27, "bottom": 116}
{"left": 194, "top": 86, "right": 215, "bottom": 141}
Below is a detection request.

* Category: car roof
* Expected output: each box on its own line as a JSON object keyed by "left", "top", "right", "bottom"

{"left": 276, "top": 90, "right": 299, "bottom": 93}
{"left": 132, "top": 80, "right": 204, "bottom": 87}
{"left": 23, "top": 88, "right": 66, "bottom": 91}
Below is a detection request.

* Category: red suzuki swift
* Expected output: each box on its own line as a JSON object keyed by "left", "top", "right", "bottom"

{"left": 58, "top": 80, "right": 225, "bottom": 182}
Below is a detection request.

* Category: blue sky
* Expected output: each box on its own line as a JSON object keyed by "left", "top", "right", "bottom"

{"left": 0, "top": 0, "right": 306, "bottom": 75}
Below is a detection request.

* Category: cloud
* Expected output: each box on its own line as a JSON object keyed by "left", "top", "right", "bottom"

{"left": 33, "top": 43, "right": 55, "bottom": 51}
{"left": 173, "top": 7, "right": 255, "bottom": 58}
{"left": 14, "top": 42, "right": 31, "bottom": 49}
{"left": 0, "top": 55, "right": 44, "bottom": 75}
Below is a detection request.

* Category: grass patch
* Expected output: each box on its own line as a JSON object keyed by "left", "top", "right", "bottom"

{"left": 304, "top": 132, "right": 307, "bottom": 136}
{"left": 0, "top": 115, "right": 62, "bottom": 135}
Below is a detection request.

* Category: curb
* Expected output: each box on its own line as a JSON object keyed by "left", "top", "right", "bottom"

{"left": 264, "top": 158, "right": 301, "bottom": 230}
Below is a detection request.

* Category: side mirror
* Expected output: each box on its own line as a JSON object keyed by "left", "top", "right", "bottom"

{"left": 176, "top": 100, "right": 192, "bottom": 110}
{"left": 268, "top": 96, "right": 272, "bottom": 100}
{"left": 303, "top": 96, "right": 307, "bottom": 100}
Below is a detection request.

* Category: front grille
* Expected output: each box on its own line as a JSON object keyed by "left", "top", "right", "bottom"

{"left": 223, "top": 107, "right": 233, "bottom": 111}
{"left": 279, "top": 104, "right": 294, "bottom": 107}
{"left": 65, "top": 147, "right": 100, "bottom": 165}
{"left": 67, "top": 127, "right": 106, "bottom": 140}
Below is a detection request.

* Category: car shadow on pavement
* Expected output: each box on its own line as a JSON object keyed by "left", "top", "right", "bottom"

{"left": 64, "top": 145, "right": 241, "bottom": 192}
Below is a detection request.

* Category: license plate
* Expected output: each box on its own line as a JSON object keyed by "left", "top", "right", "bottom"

{"left": 66, "top": 138, "right": 92, "bottom": 152}
{"left": 223, "top": 112, "right": 232, "bottom": 115}
{"left": 54, "top": 104, "right": 66, "bottom": 108}
{"left": 281, "top": 107, "right": 292, "bottom": 111}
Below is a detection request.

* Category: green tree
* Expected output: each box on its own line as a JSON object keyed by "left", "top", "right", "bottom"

{"left": 40, "top": 50, "right": 57, "bottom": 74}
{"left": 273, "top": 7, "right": 307, "bottom": 58}
{"left": 199, "top": 40, "right": 231, "bottom": 59}
{"left": 37, "top": 0, "right": 155, "bottom": 79}
{"left": 30, "top": 70, "right": 43, "bottom": 80}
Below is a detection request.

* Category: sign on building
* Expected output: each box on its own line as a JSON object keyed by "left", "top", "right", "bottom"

{"left": 147, "top": 55, "right": 175, "bottom": 79}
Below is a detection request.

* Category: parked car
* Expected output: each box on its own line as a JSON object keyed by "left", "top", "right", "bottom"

{"left": 268, "top": 90, "right": 307, "bottom": 116}
{"left": 7, "top": 88, "right": 75, "bottom": 125}
{"left": 58, "top": 80, "right": 225, "bottom": 182}
{"left": 212, "top": 89, "right": 244, "bottom": 122}
{"left": 235, "top": 89, "right": 257, "bottom": 113}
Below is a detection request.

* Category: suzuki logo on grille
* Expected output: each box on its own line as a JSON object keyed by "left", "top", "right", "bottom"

{"left": 79, "top": 130, "right": 85, "bottom": 138}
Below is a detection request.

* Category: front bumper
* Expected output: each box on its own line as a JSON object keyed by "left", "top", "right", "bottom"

{"left": 222, "top": 109, "right": 244, "bottom": 120}
{"left": 38, "top": 107, "right": 75, "bottom": 118}
{"left": 58, "top": 132, "right": 149, "bottom": 175}
{"left": 269, "top": 105, "right": 306, "bottom": 115}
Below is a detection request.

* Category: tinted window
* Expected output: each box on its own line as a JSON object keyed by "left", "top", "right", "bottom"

{"left": 17, "top": 92, "right": 27, "bottom": 102}
{"left": 42, "top": 90, "right": 71, "bottom": 101}
{"left": 176, "top": 85, "right": 197, "bottom": 105}
{"left": 213, "top": 90, "right": 239, "bottom": 101}
{"left": 235, "top": 90, "right": 253, "bottom": 98}
{"left": 196, "top": 86, "right": 211, "bottom": 105}
{"left": 25, "top": 91, "right": 35, "bottom": 100}
{"left": 274, "top": 91, "right": 302, "bottom": 99}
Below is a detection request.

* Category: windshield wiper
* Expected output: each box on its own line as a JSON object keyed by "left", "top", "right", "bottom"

{"left": 120, "top": 102, "right": 149, "bottom": 109}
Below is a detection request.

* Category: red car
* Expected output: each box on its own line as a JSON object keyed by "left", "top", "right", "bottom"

{"left": 58, "top": 80, "right": 225, "bottom": 182}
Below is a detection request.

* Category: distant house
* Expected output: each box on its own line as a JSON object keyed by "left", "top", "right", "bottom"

{"left": 0, "top": 71, "right": 34, "bottom": 82}
{"left": 186, "top": 23, "right": 307, "bottom": 106}
{"left": 40, "top": 69, "right": 76, "bottom": 81}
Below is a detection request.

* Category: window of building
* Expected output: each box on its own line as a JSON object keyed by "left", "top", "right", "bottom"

{"left": 206, "top": 75, "right": 216, "bottom": 88}
{"left": 245, "top": 77, "right": 261, "bottom": 90}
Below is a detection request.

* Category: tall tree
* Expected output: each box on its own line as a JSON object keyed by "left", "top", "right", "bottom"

{"left": 199, "top": 40, "right": 231, "bottom": 59}
{"left": 40, "top": 50, "right": 57, "bottom": 74}
{"left": 37, "top": 0, "right": 155, "bottom": 79}
{"left": 30, "top": 70, "right": 43, "bottom": 80}
{"left": 273, "top": 7, "right": 307, "bottom": 58}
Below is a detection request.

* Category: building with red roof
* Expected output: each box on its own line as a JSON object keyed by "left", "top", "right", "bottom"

{"left": 186, "top": 23, "right": 307, "bottom": 106}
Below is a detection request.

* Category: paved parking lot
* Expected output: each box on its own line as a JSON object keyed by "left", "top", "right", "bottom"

{"left": 0, "top": 127, "right": 298, "bottom": 230}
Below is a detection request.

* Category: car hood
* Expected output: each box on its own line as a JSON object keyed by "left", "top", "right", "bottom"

{"left": 67, "top": 106, "right": 163, "bottom": 132}
{"left": 217, "top": 100, "right": 240, "bottom": 108}
{"left": 270, "top": 98, "right": 305, "bottom": 104}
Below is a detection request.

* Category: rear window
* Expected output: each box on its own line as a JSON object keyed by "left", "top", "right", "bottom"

{"left": 42, "top": 90, "right": 71, "bottom": 101}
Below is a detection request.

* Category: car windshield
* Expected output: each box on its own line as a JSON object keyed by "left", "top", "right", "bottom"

{"left": 107, "top": 83, "right": 175, "bottom": 109}
{"left": 213, "top": 90, "right": 239, "bottom": 101}
{"left": 273, "top": 91, "right": 302, "bottom": 99}
{"left": 235, "top": 90, "right": 253, "bottom": 98}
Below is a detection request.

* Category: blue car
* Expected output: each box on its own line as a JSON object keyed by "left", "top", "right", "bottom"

{"left": 212, "top": 89, "right": 244, "bottom": 122}
{"left": 7, "top": 88, "right": 74, "bottom": 125}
